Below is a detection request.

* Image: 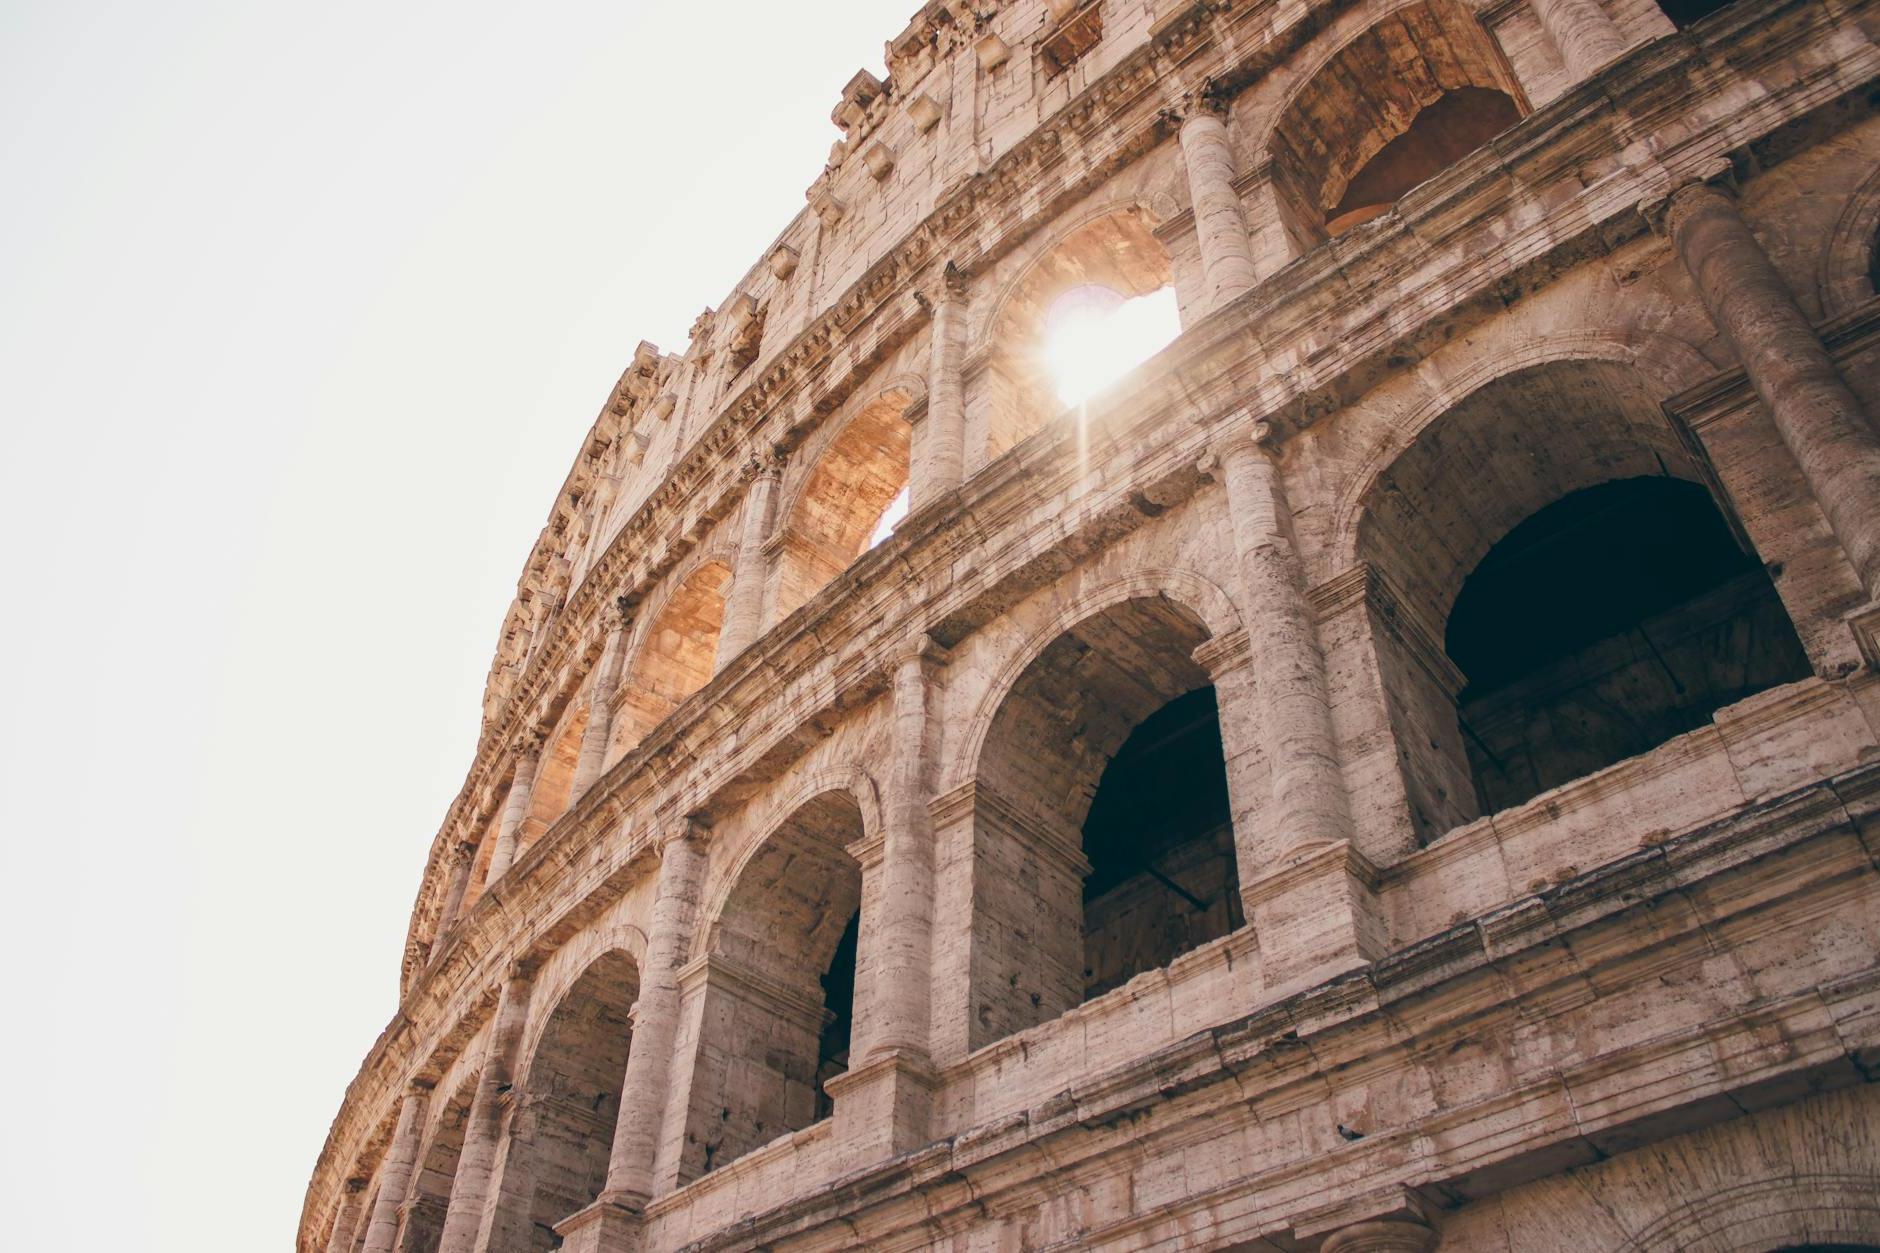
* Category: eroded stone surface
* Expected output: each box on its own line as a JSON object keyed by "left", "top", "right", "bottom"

{"left": 303, "top": 0, "right": 1880, "bottom": 1249}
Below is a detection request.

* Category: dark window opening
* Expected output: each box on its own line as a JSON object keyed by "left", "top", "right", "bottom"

{"left": 1079, "top": 686, "right": 1242, "bottom": 1001}
{"left": 1446, "top": 477, "right": 1811, "bottom": 815}
{"left": 1657, "top": 0, "right": 1735, "bottom": 28}
{"left": 1325, "top": 87, "right": 1523, "bottom": 235}
{"left": 812, "top": 910, "right": 859, "bottom": 1122}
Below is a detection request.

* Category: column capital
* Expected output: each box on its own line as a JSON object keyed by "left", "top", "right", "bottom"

{"left": 450, "top": 838, "right": 477, "bottom": 863}
{"left": 657, "top": 814, "right": 711, "bottom": 856}
{"left": 1320, "top": 1220, "right": 1438, "bottom": 1253}
{"left": 343, "top": 1176, "right": 369, "bottom": 1194}
{"left": 510, "top": 727, "right": 547, "bottom": 761}
{"left": 917, "top": 259, "right": 971, "bottom": 311}
{"left": 739, "top": 444, "right": 787, "bottom": 483}
{"left": 1639, "top": 158, "right": 1737, "bottom": 235}
{"left": 506, "top": 955, "right": 543, "bottom": 984}
{"left": 407, "top": 1074, "right": 437, "bottom": 1093}
{"left": 1171, "top": 76, "right": 1231, "bottom": 124}
{"left": 607, "top": 595, "right": 634, "bottom": 633}
{"left": 894, "top": 632, "right": 952, "bottom": 672}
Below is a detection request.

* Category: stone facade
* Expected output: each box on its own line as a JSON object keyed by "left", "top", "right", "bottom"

{"left": 303, "top": 0, "right": 1880, "bottom": 1248}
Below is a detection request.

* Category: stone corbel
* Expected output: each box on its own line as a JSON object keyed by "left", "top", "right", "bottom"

{"left": 908, "top": 92, "right": 943, "bottom": 133}
{"left": 865, "top": 143, "right": 897, "bottom": 180}
{"left": 809, "top": 180, "right": 847, "bottom": 229}
{"left": 768, "top": 244, "right": 800, "bottom": 280}
{"left": 724, "top": 293, "right": 766, "bottom": 370}
{"left": 974, "top": 30, "right": 1010, "bottom": 71}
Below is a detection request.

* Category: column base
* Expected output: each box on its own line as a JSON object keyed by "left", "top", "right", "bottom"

{"left": 825, "top": 1048, "right": 938, "bottom": 1172}
{"left": 553, "top": 1195, "right": 645, "bottom": 1253}
{"left": 1241, "top": 840, "right": 1386, "bottom": 996}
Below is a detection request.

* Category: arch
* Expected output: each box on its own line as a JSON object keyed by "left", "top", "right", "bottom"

{"left": 961, "top": 591, "right": 1240, "bottom": 1048}
{"left": 1351, "top": 355, "right": 1810, "bottom": 838}
{"left": 698, "top": 765, "right": 884, "bottom": 936}
{"left": 480, "top": 949, "right": 640, "bottom": 1252}
{"left": 950, "top": 567, "right": 1244, "bottom": 795}
{"left": 975, "top": 202, "right": 1176, "bottom": 458}
{"left": 608, "top": 551, "right": 734, "bottom": 762}
{"left": 1328, "top": 328, "right": 1720, "bottom": 574}
{"left": 521, "top": 698, "right": 589, "bottom": 852}
{"left": 1257, "top": 0, "right": 1528, "bottom": 242}
{"left": 1624, "top": 1176, "right": 1880, "bottom": 1251}
{"left": 397, "top": 1072, "right": 479, "bottom": 1253}
{"left": 677, "top": 786, "right": 868, "bottom": 1181}
{"left": 771, "top": 383, "right": 918, "bottom": 621}
{"left": 1820, "top": 162, "right": 1880, "bottom": 317}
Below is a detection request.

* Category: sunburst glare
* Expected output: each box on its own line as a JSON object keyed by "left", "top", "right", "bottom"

{"left": 1044, "top": 284, "right": 1181, "bottom": 407}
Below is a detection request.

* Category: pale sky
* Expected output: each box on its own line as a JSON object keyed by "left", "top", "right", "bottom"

{"left": 0, "top": 3, "right": 908, "bottom": 1247}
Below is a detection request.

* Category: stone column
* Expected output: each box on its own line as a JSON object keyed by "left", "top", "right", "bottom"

{"left": 1216, "top": 425, "right": 1384, "bottom": 991}
{"left": 863, "top": 637, "right": 946, "bottom": 1059}
{"left": 1178, "top": 92, "right": 1259, "bottom": 313}
{"left": 485, "top": 734, "right": 544, "bottom": 882}
{"left": 1531, "top": 0, "right": 1627, "bottom": 81}
{"left": 718, "top": 449, "right": 786, "bottom": 668}
{"left": 570, "top": 599, "right": 633, "bottom": 798}
{"left": 915, "top": 263, "right": 969, "bottom": 509}
{"left": 436, "top": 964, "right": 535, "bottom": 1253}
{"left": 826, "top": 638, "right": 947, "bottom": 1167}
{"left": 1220, "top": 424, "right": 1352, "bottom": 855}
{"left": 429, "top": 840, "right": 478, "bottom": 960}
{"left": 1321, "top": 1220, "right": 1440, "bottom": 1253}
{"left": 360, "top": 1082, "right": 432, "bottom": 1253}
{"left": 325, "top": 1178, "right": 369, "bottom": 1253}
{"left": 1664, "top": 178, "right": 1880, "bottom": 599}
{"left": 600, "top": 821, "right": 708, "bottom": 1206}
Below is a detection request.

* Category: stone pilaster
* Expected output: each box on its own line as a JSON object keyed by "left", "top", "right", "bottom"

{"left": 597, "top": 820, "right": 709, "bottom": 1211}
{"left": 485, "top": 734, "right": 544, "bottom": 882}
{"left": 829, "top": 636, "right": 948, "bottom": 1167}
{"left": 570, "top": 598, "right": 633, "bottom": 798}
{"left": 325, "top": 1178, "right": 370, "bottom": 1253}
{"left": 1177, "top": 89, "right": 1258, "bottom": 313}
{"left": 915, "top": 263, "right": 969, "bottom": 509}
{"left": 1217, "top": 423, "right": 1383, "bottom": 990}
{"left": 360, "top": 1082, "right": 432, "bottom": 1253}
{"left": 1661, "top": 177, "right": 1880, "bottom": 600}
{"left": 1531, "top": 0, "right": 1627, "bottom": 80}
{"left": 1219, "top": 422, "right": 1353, "bottom": 857}
{"left": 718, "top": 450, "right": 786, "bottom": 668}
{"left": 436, "top": 964, "right": 536, "bottom": 1253}
{"left": 429, "top": 840, "right": 478, "bottom": 959}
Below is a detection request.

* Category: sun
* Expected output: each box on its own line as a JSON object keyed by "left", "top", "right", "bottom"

{"left": 1044, "top": 284, "right": 1182, "bottom": 406}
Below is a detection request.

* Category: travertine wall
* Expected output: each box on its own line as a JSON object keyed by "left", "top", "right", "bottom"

{"left": 304, "top": 0, "right": 1880, "bottom": 1249}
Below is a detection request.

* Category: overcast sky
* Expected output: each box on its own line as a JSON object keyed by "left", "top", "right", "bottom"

{"left": 0, "top": 3, "right": 905, "bottom": 1246}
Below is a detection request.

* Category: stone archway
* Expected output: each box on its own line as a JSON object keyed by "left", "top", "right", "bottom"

{"left": 479, "top": 950, "right": 638, "bottom": 1253}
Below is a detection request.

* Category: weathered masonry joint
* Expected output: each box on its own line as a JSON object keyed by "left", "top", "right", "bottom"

{"left": 305, "top": 0, "right": 1880, "bottom": 1249}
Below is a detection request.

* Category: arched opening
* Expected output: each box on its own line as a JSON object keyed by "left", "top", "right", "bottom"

{"left": 398, "top": 1076, "right": 476, "bottom": 1253}
{"left": 982, "top": 209, "right": 1176, "bottom": 458}
{"left": 1270, "top": 0, "right": 1528, "bottom": 242}
{"left": 774, "top": 388, "right": 914, "bottom": 621}
{"left": 522, "top": 701, "right": 589, "bottom": 850}
{"left": 1324, "top": 87, "right": 1523, "bottom": 234}
{"left": 607, "top": 559, "right": 731, "bottom": 763}
{"left": 968, "top": 595, "right": 1239, "bottom": 1048}
{"left": 678, "top": 791, "right": 864, "bottom": 1181}
{"left": 1657, "top": 0, "right": 1735, "bottom": 28}
{"left": 1447, "top": 477, "right": 1810, "bottom": 814}
{"left": 1355, "top": 359, "right": 1812, "bottom": 840}
{"left": 481, "top": 952, "right": 638, "bottom": 1252}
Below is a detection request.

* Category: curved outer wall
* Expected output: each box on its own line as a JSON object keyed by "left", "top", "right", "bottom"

{"left": 307, "top": 1, "right": 1880, "bottom": 1251}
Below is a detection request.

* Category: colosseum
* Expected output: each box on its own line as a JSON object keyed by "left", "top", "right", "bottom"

{"left": 302, "top": 0, "right": 1880, "bottom": 1248}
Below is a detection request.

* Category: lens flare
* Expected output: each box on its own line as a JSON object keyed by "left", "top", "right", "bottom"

{"left": 1044, "top": 284, "right": 1181, "bottom": 406}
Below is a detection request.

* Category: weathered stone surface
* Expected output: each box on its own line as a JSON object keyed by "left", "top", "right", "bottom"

{"left": 303, "top": 0, "right": 1880, "bottom": 1249}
